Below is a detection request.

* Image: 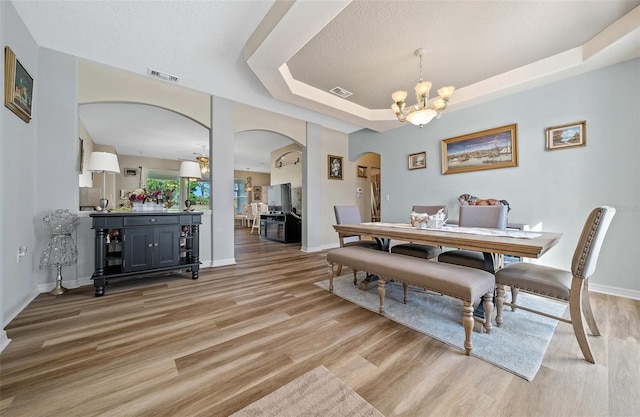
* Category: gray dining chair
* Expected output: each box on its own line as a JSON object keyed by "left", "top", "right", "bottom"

{"left": 333, "top": 206, "right": 380, "bottom": 276}
{"left": 438, "top": 205, "right": 509, "bottom": 271}
{"left": 495, "top": 206, "right": 615, "bottom": 363}
{"left": 390, "top": 205, "right": 446, "bottom": 260}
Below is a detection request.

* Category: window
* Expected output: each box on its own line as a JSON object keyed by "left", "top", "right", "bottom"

{"left": 188, "top": 179, "right": 210, "bottom": 211}
{"left": 234, "top": 178, "right": 248, "bottom": 214}
{"left": 145, "top": 169, "right": 180, "bottom": 210}
{"left": 145, "top": 169, "right": 210, "bottom": 211}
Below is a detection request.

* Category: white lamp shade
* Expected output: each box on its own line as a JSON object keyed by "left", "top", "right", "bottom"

{"left": 87, "top": 152, "right": 120, "bottom": 173}
{"left": 179, "top": 161, "right": 202, "bottom": 179}
{"left": 437, "top": 86, "right": 455, "bottom": 99}
{"left": 391, "top": 90, "right": 408, "bottom": 103}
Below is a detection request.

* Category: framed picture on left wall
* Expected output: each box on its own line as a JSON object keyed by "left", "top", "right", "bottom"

{"left": 4, "top": 46, "right": 34, "bottom": 123}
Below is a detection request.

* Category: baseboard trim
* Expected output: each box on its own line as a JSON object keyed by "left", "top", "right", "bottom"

{"left": 302, "top": 243, "right": 339, "bottom": 253}
{"left": 211, "top": 258, "right": 236, "bottom": 267}
{"left": 4, "top": 287, "right": 39, "bottom": 331}
{"left": 0, "top": 330, "right": 11, "bottom": 354}
{"left": 590, "top": 283, "right": 640, "bottom": 300}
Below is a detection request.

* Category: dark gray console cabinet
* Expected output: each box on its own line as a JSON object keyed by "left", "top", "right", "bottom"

{"left": 90, "top": 212, "right": 202, "bottom": 296}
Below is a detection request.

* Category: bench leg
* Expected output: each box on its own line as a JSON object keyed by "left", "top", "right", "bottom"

{"left": 402, "top": 282, "right": 408, "bottom": 304}
{"left": 483, "top": 293, "right": 493, "bottom": 334}
{"left": 328, "top": 262, "right": 335, "bottom": 292}
{"left": 378, "top": 277, "right": 386, "bottom": 315}
{"left": 496, "top": 285, "right": 505, "bottom": 327}
{"left": 353, "top": 270, "right": 358, "bottom": 285}
{"left": 463, "top": 302, "right": 474, "bottom": 355}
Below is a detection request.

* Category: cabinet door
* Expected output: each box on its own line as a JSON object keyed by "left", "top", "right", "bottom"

{"left": 154, "top": 226, "right": 180, "bottom": 268}
{"left": 123, "top": 227, "right": 154, "bottom": 272}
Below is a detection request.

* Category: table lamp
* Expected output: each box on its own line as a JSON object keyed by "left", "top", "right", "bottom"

{"left": 179, "top": 161, "right": 202, "bottom": 211}
{"left": 87, "top": 151, "right": 120, "bottom": 211}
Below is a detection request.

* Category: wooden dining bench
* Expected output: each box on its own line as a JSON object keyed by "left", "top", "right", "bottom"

{"left": 326, "top": 246, "right": 495, "bottom": 355}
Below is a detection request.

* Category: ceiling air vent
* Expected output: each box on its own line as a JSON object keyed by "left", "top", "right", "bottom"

{"left": 329, "top": 86, "right": 353, "bottom": 98}
{"left": 147, "top": 68, "right": 179, "bottom": 83}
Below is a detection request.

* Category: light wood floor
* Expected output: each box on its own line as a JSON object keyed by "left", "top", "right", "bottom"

{"left": 1, "top": 227, "right": 639, "bottom": 417}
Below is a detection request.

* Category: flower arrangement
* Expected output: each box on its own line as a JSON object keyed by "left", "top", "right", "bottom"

{"left": 128, "top": 188, "right": 161, "bottom": 204}
{"left": 163, "top": 189, "right": 175, "bottom": 209}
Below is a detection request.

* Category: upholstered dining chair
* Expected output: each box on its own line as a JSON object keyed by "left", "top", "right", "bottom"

{"left": 390, "top": 205, "right": 446, "bottom": 260}
{"left": 333, "top": 205, "right": 380, "bottom": 276}
{"left": 438, "top": 205, "right": 509, "bottom": 271}
{"left": 495, "top": 206, "right": 615, "bottom": 363}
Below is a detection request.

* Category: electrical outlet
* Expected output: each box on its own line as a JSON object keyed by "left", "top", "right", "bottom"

{"left": 17, "top": 246, "right": 27, "bottom": 263}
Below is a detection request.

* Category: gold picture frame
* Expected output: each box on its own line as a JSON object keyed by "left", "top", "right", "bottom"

{"left": 328, "top": 155, "right": 343, "bottom": 180}
{"left": 441, "top": 124, "right": 518, "bottom": 175}
{"left": 408, "top": 152, "right": 427, "bottom": 170}
{"left": 545, "top": 121, "right": 586, "bottom": 150}
{"left": 4, "top": 46, "right": 34, "bottom": 123}
{"left": 357, "top": 165, "right": 367, "bottom": 178}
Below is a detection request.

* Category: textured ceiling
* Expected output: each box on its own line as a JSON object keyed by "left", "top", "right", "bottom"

{"left": 11, "top": 0, "right": 640, "bottom": 171}
{"left": 288, "top": 1, "right": 639, "bottom": 109}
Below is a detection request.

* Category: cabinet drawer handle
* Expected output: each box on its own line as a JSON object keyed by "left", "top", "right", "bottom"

{"left": 154, "top": 243, "right": 159, "bottom": 247}
{"left": 148, "top": 244, "right": 153, "bottom": 247}
{"left": 150, "top": 218, "right": 156, "bottom": 223}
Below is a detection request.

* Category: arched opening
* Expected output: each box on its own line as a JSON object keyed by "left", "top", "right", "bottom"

{"left": 354, "top": 152, "right": 381, "bottom": 222}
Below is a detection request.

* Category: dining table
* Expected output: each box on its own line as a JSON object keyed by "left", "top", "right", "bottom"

{"left": 333, "top": 221, "right": 563, "bottom": 325}
{"left": 334, "top": 222, "right": 562, "bottom": 266}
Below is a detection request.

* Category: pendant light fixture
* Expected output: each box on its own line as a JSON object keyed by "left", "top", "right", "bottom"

{"left": 391, "top": 48, "right": 455, "bottom": 127}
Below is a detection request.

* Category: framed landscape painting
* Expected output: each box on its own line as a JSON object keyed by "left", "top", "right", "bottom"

{"left": 408, "top": 151, "right": 427, "bottom": 170}
{"left": 545, "top": 121, "right": 586, "bottom": 150}
{"left": 4, "top": 46, "right": 34, "bottom": 123}
{"left": 441, "top": 124, "right": 518, "bottom": 175}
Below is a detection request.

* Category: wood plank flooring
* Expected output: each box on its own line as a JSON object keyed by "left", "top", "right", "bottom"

{"left": 1, "top": 227, "right": 639, "bottom": 417}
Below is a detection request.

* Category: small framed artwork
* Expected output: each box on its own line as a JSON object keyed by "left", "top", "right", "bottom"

{"left": 545, "top": 121, "right": 586, "bottom": 150}
{"left": 408, "top": 152, "right": 427, "bottom": 170}
{"left": 253, "top": 186, "right": 262, "bottom": 193}
{"left": 254, "top": 192, "right": 262, "bottom": 201}
{"left": 328, "top": 154, "right": 343, "bottom": 180}
{"left": 441, "top": 123, "right": 518, "bottom": 175}
{"left": 4, "top": 46, "right": 34, "bottom": 123}
{"left": 78, "top": 138, "right": 84, "bottom": 173}
{"left": 357, "top": 165, "right": 367, "bottom": 178}
{"left": 124, "top": 168, "right": 138, "bottom": 176}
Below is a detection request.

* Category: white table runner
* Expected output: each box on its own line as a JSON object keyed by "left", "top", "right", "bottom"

{"left": 361, "top": 223, "right": 541, "bottom": 239}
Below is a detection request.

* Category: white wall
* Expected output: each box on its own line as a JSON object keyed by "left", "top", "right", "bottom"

{"left": 350, "top": 58, "right": 640, "bottom": 296}
{"left": 270, "top": 143, "right": 303, "bottom": 187}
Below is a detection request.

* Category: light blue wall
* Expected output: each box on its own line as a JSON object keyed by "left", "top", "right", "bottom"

{"left": 350, "top": 58, "right": 640, "bottom": 295}
{"left": 1, "top": 1, "right": 40, "bottom": 344}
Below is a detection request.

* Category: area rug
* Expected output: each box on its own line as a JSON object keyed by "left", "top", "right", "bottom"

{"left": 315, "top": 275, "right": 567, "bottom": 381}
{"left": 230, "top": 365, "right": 384, "bottom": 417}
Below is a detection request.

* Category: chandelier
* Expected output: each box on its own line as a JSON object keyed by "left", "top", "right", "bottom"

{"left": 195, "top": 145, "right": 209, "bottom": 176}
{"left": 391, "top": 48, "right": 455, "bottom": 127}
